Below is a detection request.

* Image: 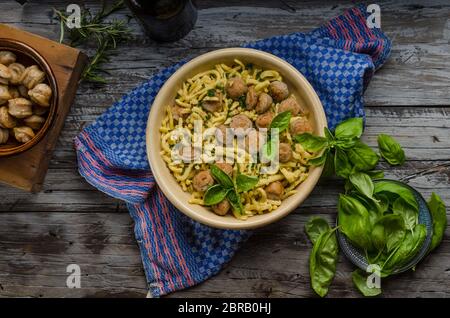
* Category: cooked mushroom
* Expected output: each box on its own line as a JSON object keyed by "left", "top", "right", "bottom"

{"left": 269, "top": 81, "right": 289, "bottom": 102}
{"left": 0, "top": 106, "right": 17, "bottom": 129}
{"left": 202, "top": 90, "right": 223, "bottom": 113}
{"left": 0, "top": 63, "right": 12, "bottom": 85}
{"left": 290, "top": 117, "right": 313, "bottom": 135}
{"left": 18, "top": 85, "right": 29, "bottom": 98}
{"left": 279, "top": 143, "right": 293, "bottom": 163}
{"left": 255, "top": 92, "right": 273, "bottom": 114}
{"left": 171, "top": 105, "right": 189, "bottom": 121}
{"left": 0, "top": 127, "right": 8, "bottom": 144}
{"left": 8, "top": 86, "right": 20, "bottom": 99}
{"left": 13, "top": 126, "right": 35, "bottom": 143}
{"left": 226, "top": 77, "right": 247, "bottom": 100}
{"left": 245, "top": 85, "right": 258, "bottom": 109}
{"left": 8, "top": 98, "right": 33, "bottom": 118}
{"left": 265, "top": 181, "right": 284, "bottom": 200}
{"left": 193, "top": 170, "right": 214, "bottom": 192}
{"left": 28, "top": 83, "right": 52, "bottom": 107}
{"left": 278, "top": 96, "right": 308, "bottom": 116}
{"left": 230, "top": 114, "right": 252, "bottom": 131}
{"left": 212, "top": 199, "right": 231, "bottom": 216}
{"left": 0, "top": 84, "right": 12, "bottom": 105}
{"left": 255, "top": 112, "right": 274, "bottom": 129}
{"left": 24, "top": 115, "right": 45, "bottom": 130}
{"left": 8, "top": 63, "right": 25, "bottom": 85}
{"left": 20, "top": 65, "right": 45, "bottom": 89}
{"left": 215, "top": 162, "right": 233, "bottom": 176}
{"left": 33, "top": 105, "right": 48, "bottom": 116}
{"left": 0, "top": 51, "right": 16, "bottom": 66}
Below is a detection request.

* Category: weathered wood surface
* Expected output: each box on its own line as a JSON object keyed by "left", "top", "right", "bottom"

{"left": 0, "top": 0, "right": 449, "bottom": 298}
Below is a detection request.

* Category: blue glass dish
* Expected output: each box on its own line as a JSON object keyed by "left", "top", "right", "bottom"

{"left": 337, "top": 179, "right": 433, "bottom": 275}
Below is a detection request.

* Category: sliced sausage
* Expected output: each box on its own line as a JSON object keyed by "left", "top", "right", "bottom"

{"left": 202, "top": 90, "right": 223, "bottom": 113}
{"left": 278, "top": 97, "right": 305, "bottom": 116}
{"left": 269, "top": 81, "right": 289, "bottom": 102}
{"left": 255, "top": 112, "right": 274, "bottom": 129}
{"left": 212, "top": 199, "right": 231, "bottom": 216}
{"left": 290, "top": 118, "right": 313, "bottom": 136}
{"left": 215, "top": 162, "right": 233, "bottom": 176}
{"left": 265, "top": 181, "right": 284, "bottom": 200}
{"left": 230, "top": 114, "right": 252, "bottom": 130}
{"left": 255, "top": 92, "right": 273, "bottom": 114}
{"left": 193, "top": 170, "right": 214, "bottom": 192}
{"left": 245, "top": 85, "right": 258, "bottom": 109}
{"left": 279, "top": 143, "right": 293, "bottom": 163}
{"left": 226, "top": 77, "right": 248, "bottom": 100}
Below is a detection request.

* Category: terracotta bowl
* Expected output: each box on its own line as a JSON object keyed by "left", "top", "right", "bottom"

{"left": 146, "top": 48, "right": 327, "bottom": 229}
{"left": 0, "top": 39, "right": 58, "bottom": 157}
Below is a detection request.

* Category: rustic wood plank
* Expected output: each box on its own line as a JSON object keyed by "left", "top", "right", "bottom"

{"left": 1, "top": 0, "right": 449, "bottom": 106}
{"left": 0, "top": 0, "right": 449, "bottom": 298}
{"left": 0, "top": 209, "right": 448, "bottom": 298}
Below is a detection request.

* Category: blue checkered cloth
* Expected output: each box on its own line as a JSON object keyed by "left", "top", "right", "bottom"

{"left": 74, "top": 4, "right": 391, "bottom": 296}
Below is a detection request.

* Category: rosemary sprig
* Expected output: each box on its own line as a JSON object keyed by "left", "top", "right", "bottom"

{"left": 54, "top": 0, "right": 132, "bottom": 84}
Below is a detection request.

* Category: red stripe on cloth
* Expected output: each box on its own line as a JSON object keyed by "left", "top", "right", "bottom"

{"left": 353, "top": 7, "right": 376, "bottom": 40}
{"left": 334, "top": 16, "right": 351, "bottom": 50}
{"left": 81, "top": 148, "right": 153, "bottom": 191}
{"left": 345, "top": 10, "right": 364, "bottom": 42}
{"left": 135, "top": 203, "right": 166, "bottom": 294}
{"left": 79, "top": 159, "right": 147, "bottom": 197}
{"left": 145, "top": 198, "right": 184, "bottom": 288}
{"left": 157, "top": 190, "right": 195, "bottom": 286}
{"left": 81, "top": 131, "right": 154, "bottom": 182}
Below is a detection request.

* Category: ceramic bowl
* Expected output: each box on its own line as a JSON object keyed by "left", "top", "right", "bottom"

{"left": 146, "top": 48, "right": 327, "bottom": 229}
{"left": 0, "top": 39, "right": 58, "bottom": 157}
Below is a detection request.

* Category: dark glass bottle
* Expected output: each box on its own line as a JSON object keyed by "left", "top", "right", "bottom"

{"left": 125, "top": 0, "right": 198, "bottom": 42}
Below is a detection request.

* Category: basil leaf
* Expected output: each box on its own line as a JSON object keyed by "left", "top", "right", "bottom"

{"left": 338, "top": 194, "right": 373, "bottom": 251}
{"left": 269, "top": 111, "right": 291, "bottom": 133}
{"left": 392, "top": 197, "right": 418, "bottom": 231}
{"left": 352, "top": 270, "right": 381, "bottom": 297}
{"left": 334, "top": 148, "right": 353, "bottom": 178}
{"left": 322, "top": 150, "right": 335, "bottom": 177}
{"left": 336, "top": 138, "right": 358, "bottom": 150}
{"left": 377, "top": 134, "right": 405, "bottom": 166}
{"left": 427, "top": 192, "right": 447, "bottom": 253}
{"left": 293, "top": 133, "right": 328, "bottom": 152}
{"left": 203, "top": 184, "right": 230, "bottom": 206}
{"left": 210, "top": 164, "right": 234, "bottom": 188}
{"left": 324, "top": 127, "right": 335, "bottom": 141}
{"left": 207, "top": 89, "right": 215, "bottom": 97}
{"left": 334, "top": 117, "right": 363, "bottom": 140}
{"left": 371, "top": 214, "right": 406, "bottom": 252}
{"left": 310, "top": 228, "right": 339, "bottom": 297}
{"left": 349, "top": 172, "right": 375, "bottom": 199}
{"left": 305, "top": 217, "right": 331, "bottom": 245}
{"left": 236, "top": 173, "right": 258, "bottom": 192}
{"left": 308, "top": 148, "right": 329, "bottom": 166}
{"left": 382, "top": 224, "right": 427, "bottom": 274}
{"left": 227, "top": 190, "right": 244, "bottom": 215}
{"left": 347, "top": 141, "right": 379, "bottom": 171}
{"left": 374, "top": 180, "right": 419, "bottom": 212}
{"left": 365, "top": 170, "right": 384, "bottom": 180}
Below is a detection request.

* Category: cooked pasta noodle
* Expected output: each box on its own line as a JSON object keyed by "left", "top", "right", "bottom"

{"left": 160, "top": 60, "right": 316, "bottom": 220}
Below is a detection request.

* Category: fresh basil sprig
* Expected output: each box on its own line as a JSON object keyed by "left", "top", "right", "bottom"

{"left": 377, "top": 134, "right": 406, "bottom": 166}
{"left": 293, "top": 117, "right": 379, "bottom": 178}
{"left": 306, "top": 217, "right": 339, "bottom": 297}
{"left": 427, "top": 193, "right": 447, "bottom": 253}
{"left": 203, "top": 164, "right": 259, "bottom": 215}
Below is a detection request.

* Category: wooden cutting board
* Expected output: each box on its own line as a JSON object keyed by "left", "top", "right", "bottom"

{"left": 0, "top": 24, "right": 88, "bottom": 192}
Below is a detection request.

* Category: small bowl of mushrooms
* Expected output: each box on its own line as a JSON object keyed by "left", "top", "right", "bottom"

{"left": 0, "top": 39, "right": 57, "bottom": 157}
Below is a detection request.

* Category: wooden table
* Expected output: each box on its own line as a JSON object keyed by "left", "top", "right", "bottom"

{"left": 0, "top": 0, "right": 449, "bottom": 298}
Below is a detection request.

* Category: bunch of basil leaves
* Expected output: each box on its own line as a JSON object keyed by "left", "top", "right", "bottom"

{"left": 203, "top": 164, "right": 258, "bottom": 217}
{"left": 296, "top": 117, "right": 447, "bottom": 297}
